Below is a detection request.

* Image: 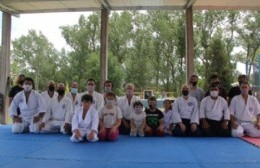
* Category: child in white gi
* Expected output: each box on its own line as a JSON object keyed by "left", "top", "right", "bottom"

{"left": 130, "top": 101, "right": 146, "bottom": 137}
{"left": 70, "top": 94, "right": 99, "bottom": 142}
{"left": 230, "top": 82, "right": 260, "bottom": 137}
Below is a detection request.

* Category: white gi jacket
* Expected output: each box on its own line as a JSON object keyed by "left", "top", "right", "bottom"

{"left": 9, "top": 90, "right": 45, "bottom": 123}
{"left": 42, "top": 96, "right": 73, "bottom": 124}
{"left": 200, "top": 96, "right": 230, "bottom": 121}
{"left": 173, "top": 96, "right": 199, "bottom": 124}
{"left": 71, "top": 106, "right": 99, "bottom": 133}
{"left": 229, "top": 95, "right": 260, "bottom": 123}
{"left": 117, "top": 95, "right": 139, "bottom": 120}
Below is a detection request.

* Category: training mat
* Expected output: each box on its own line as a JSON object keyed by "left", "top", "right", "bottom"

{"left": 241, "top": 136, "right": 260, "bottom": 147}
{"left": 0, "top": 126, "right": 260, "bottom": 168}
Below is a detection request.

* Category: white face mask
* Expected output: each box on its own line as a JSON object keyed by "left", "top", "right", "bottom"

{"left": 106, "top": 99, "right": 114, "bottom": 105}
{"left": 126, "top": 89, "right": 133, "bottom": 96}
{"left": 210, "top": 91, "right": 218, "bottom": 98}
{"left": 135, "top": 107, "right": 143, "bottom": 114}
{"left": 104, "top": 87, "right": 112, "bottom": 93}
{"left": 23, "top": 84, "right": 32, "bottom": 92}
{"left": 87, "top": 85, "right": 94, "bottom": 93}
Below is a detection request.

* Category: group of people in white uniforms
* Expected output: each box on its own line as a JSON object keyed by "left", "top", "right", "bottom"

{"left": 8, "top": 74, "right": 260, "bottom": 142}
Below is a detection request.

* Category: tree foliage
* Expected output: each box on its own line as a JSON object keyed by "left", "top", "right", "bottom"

{"left": 10, "top": 10, "right": 260, "bottom": 96}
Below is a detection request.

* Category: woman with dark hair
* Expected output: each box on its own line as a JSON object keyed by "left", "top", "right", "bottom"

{"left": 8, "top": 74, "right": 25, "bottom": 105}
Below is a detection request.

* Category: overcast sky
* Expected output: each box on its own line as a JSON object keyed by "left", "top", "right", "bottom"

{"left": 0, "top": 11, "right": 246, "bottom": 74}
{"left": 0, "top": 11, "right": 91, "bottom": 50}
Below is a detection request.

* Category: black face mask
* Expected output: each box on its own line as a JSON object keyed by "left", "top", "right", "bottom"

{"left": 182, "top": 90, "right": 189, "bottom": 96}
{"left": 48, "top": 85, "right": 55, "bottom": 91}
{"left": 212, "top": 81, "right": 220, "bottom": 85}
{"left": 191, "top": 82, "right": 197, "bottom": 86}
{"left": 149, "top": 105, "right": 155, "bottom": 110}
{"left": 18, "top": 80, "right": 24, "bottom": 85}
{"left": 57, "top": 89, "right": 65, "bottom": 96}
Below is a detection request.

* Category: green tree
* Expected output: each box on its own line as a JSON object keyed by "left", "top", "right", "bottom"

{"left": 236, "top": 11, "right": 260, "bottom": 80}
{"left": 60, "top": 12, "right": 124, "bottom": 93}
{"left": 12, "top": 29, "right": 60, "bottom": 90}
{"left": 109, "top": 11, "right": 133, "bottom": 64}
{"left": 207, "top": 32, "right": 235, "bottom": 90}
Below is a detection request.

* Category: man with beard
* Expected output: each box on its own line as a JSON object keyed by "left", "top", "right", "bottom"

{"left": 200, "top": 84, "right": 230, "bottom": 137}
{"left": 41, "top": 81, "right": 58, "bottom": 110}
{"left": 40, "top": 83, "right": 73, "bottom": 134}
{"left": 145, "top": 96, "right": 164, "bottom": 136}
{"left": 227, "top": 74, "right": 252, "bottom": 106}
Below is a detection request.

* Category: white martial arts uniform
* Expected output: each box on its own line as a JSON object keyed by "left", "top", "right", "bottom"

{"left": 41, "top": 91, "right": 58, "bottom": 110}
{"left": 41, "top": 96, "right": 73, "bottom": 134}
{"left": 117, "top": 95, "right": 139, "bottom": 120}
{"left": 163, "top": 110, "right": 174, "bottom": 134}
{"left": 200, "top": 96, "right": 230, "bottom": 121}
{"left": 76, "top": 91, "right": 104, "bottom": 111}
{"left": 9, "top": 90, "right": 46, "bottom": 133}
{"left": 229, "top": 95, "right": 260, "bottom": 137}
{"left": 173, "top": 97, "right": 199, "bottom": 124}
{"left": 66, "top": 92, "right": 80, "bottom": 111}
{"left": 70, "top": 106, "right": 99, "bottom": 142}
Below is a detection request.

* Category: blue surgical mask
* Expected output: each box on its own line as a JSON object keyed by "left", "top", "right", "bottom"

{"left": 70, "top": 88, "right": 78, "bottom": 94}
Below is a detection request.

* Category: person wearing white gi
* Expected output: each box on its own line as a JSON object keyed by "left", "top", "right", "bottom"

{"left": 70, "top": 94, "right": 99, "bottom": 142}
{"left": 66, "top": 82, "right": 80, "bottom": 111}
{"left": 9, "top": 77, "right": 45, "bottom": 133}
{"left": 200, "top": 84, "right": 230, "bottom": 137}
{"left": 162, "top": 99, "right": 174, "bottom": 135}
{"left": 130, "top": 101, "right": 146, "bottom": 137}
{"left": 77, "top": 79, "right": 104, "bottom": 111}
{"left": 230, "top": 82, "right": 260, "bottom": 137}
{"left": 118, "top": 83, "right": 140, "bottom": 134}
{"left": 41, "top": 80, "right": 58, "bottom": 110}
{"left": 172, "top": 84, "right": 200, "bottom": 137}
{"left": 40, "top": 83, "right": 73, "bottom": 134}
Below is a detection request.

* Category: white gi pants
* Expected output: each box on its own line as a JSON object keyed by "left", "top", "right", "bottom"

{"left": 232, "top": 123, "right": 260, "bottom": 138}
{"left": 70, "top": 129, "right": 98, "bottom": 142}
{"left": 12, "top": 119, "right": 41, "bottom": 133}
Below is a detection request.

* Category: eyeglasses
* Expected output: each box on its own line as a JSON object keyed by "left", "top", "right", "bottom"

{"left": 88, "top": 83, "right": 94, "bottom": 86}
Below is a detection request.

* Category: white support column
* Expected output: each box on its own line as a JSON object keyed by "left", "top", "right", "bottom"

{"left": 100, "top": 8, "right": 109, "bottom": 92}
{"left": 185, "top": 7, "right": 194, "bottom": 82}
{"left": 0, "top": 12, "right": 11, "bottom": 124}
